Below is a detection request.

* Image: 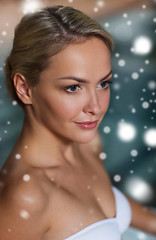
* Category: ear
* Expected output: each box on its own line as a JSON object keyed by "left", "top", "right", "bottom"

{"left": 13, "top": 73, "right": 32, "bottom": 105}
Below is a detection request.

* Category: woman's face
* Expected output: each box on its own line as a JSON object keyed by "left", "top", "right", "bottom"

{"left": 30, "top": 37, "right": 112, "bottom": 143}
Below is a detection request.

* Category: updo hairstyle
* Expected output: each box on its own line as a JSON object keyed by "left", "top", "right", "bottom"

{"left": 5, "top": 5, "right": 113, "bottom": 107}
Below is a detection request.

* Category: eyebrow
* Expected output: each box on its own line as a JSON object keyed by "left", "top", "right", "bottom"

{"left": 57, "top": 70, "right": 112, "bottom": 84}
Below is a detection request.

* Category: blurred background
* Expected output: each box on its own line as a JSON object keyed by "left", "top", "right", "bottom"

{"left": 0, "top": 0, "right": 156, "bottom": 239}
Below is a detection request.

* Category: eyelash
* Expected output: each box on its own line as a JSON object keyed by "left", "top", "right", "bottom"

{"left": 98, "top": 80, "right": 112, "bottom": 89}
{"left": 65, "top": 80, "right": 112, "bottom": 93}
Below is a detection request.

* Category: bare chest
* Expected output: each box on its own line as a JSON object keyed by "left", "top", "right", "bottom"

{"left": 43, "top": 159, "right": 115, "bottom": 240}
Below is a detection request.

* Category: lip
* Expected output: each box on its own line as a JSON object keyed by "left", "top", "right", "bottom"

{"left": 75, "top": 120, "right": 99, "bottom": 130}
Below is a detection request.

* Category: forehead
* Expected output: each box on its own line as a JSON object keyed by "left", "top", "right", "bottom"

{"left": 40, "top": 37, "right": 111, "bottom": 81}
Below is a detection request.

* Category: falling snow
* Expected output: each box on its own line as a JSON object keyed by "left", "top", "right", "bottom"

{"left": 131, "top": 72, "right": 139, "bottom": 80}
{"left": 15, "top": 154, "right": 21, "bottom": 160}
{"left": 114, "top": 175, "right": 121, "bottom": 182}
{"left": 104, "top": 22, "right": 110, "bottom": 28}
{"left": 130, "top": 149, "right": 138, "bottom": 157}
{"left": 103, "top": 126, "right": 111, "bottom": 134}
{"left": 20, "top": 210, "right": 30, "bottom": 219}
{"left": 1, "top": 31, "right": 7, "bottom": 36}
{"left": 99, "top": 152, "right": 107, "bottom": 160}
{"left": 23, "top": 174, "right": 31, "bottom": 182}
{"left": 153, "top": 18, "right": 156, "bottom": 23}
{"left": 118, "top": 59, "right": 126, "bottom": 67}
{"left": 12, "top": 100, "right": 18, "bottom": 106}
{"left": 97, "top": 0, "right": 105, "bottom": 7}
{"left": 115, "top": 95, "right": 120, "bottom": 100}
{"left": 148, "top": 81, "right": 156, "bottom": 90}
{"left": 142, "top": 101, "right": 149, "bottom": 109}
{"left": 117, "top": 122, "right": 136, "bottom": 142}
{"left": 94, "top": 7, "right": 99, "bottom": 12}
{"left": 115, "top": 53, "right": 120, "bottom": 57}
{"left": 144, "top": 129, "right": 156, "bottom": 147}
{"left": 113, "top": 82, "right": 120, "bottom": 90}
{"left": 142, "top": 5, "right": 146, "bottom": 9}
{"left": 131, "top": 108, "right": 136, "bottom": 113}
{"left": 123, "top": 13, "right": 128, "bottom": 18}
{"left": 127, "top": 20, "right": 132, "bottom": 26}
{"left": 145, "top": 60, "right": 150, "bottom": 64}
{"left": 114, "top": 74, "right": 118, "bottom": 78}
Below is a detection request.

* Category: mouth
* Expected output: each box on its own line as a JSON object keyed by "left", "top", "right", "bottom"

{"left": 74, "top": 120, "right": 99, "bottom": 130}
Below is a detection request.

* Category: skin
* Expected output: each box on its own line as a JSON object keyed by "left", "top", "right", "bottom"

{"left": 0, "top": 37, "right": 156, "bottom": 240}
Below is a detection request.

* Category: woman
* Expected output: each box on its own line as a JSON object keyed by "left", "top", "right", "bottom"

{"left": 0, "top": 5, "right": 155, "bottom": 240}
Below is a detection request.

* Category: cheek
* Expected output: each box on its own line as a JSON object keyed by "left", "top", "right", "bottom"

{"left": 46, "top": 95, "right": 83, "bottom": 120}
{"left": 51, "top": 91, "right": 110, "bottom": 119}
{"left": 100, "top": 90, "right": 110, "bottom": 111}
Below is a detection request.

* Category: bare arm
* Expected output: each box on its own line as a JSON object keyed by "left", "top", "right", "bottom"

{"left": 127, "top": 197, "right": 156, "bottom": 235}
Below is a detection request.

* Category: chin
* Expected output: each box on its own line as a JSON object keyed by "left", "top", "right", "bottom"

{"left": 73, "top": 130, "right": 98, "bottom": 144}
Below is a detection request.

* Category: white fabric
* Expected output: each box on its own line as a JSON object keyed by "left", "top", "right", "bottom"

{"left": 64, "top": 186, "right": 131, "bottom": 240}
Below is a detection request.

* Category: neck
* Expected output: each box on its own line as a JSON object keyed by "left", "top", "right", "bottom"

{"left": 13, "top": 116, "right": 75, "bottom": 169}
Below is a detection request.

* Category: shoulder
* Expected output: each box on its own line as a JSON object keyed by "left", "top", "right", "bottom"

{"left": 0, "top": 169, "right": 49, "bottom": 211}
{"left": 0, "top": 169, "right": 50, "bottom": 239}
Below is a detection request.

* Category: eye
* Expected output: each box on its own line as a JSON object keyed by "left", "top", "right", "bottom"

{"left": 98, "top": 80, "right": 112, "bottom": 89}
{"left": 65, "top": 85, "right": 80, "bottom": 93}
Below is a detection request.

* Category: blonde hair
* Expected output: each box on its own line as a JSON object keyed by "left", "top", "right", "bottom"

{"left": 5, "top": 5, "right": 113, "bottom": 106}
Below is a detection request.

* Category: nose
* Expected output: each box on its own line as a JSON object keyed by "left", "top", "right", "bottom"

{"left": 83, "top": 90, "right": 101, "bottom": 115}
